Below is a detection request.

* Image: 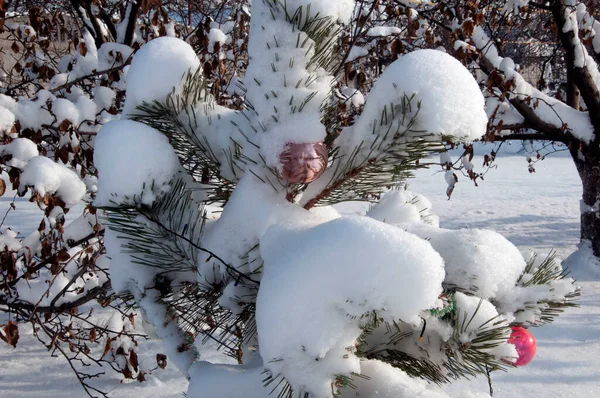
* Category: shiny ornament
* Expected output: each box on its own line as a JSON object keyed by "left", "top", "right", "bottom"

{"left": 279, "top": 142, "right": 328, "bottom": 184}
{"left": 508, "top": 326, "right": 536, "bottom": 366}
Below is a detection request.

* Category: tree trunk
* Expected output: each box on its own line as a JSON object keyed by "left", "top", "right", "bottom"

{"left": 572, "top": 147, "right": 600, "bottom": 257}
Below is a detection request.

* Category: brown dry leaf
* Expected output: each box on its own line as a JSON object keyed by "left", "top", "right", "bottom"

{"left": 89, "top": 328, "right": 97, "bottom": 343}
{"left": 0, "top": 178, "right": 5, "bottom": 197}
{"left": 102, "top": 338, "right": 112, "bottom": 358}
{"left": 156, "top": 353, "right": 167, "bottom": 369}
{"left": 1, "top": 321, "right": 19, "bottom": 348}
{"left": 130, "top": 349, "right": 139, "bottom": 372}
{"left": 56, "top": 249, "right": 70, "bottom": 262}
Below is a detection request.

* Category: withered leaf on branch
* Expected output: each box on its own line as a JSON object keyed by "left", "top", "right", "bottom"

{"left": 156, "top": 353, "right": 167, "bottom": 369}
{"left": 56, "top": 248, "right": 70, "bottom": 262}
{"left": 122, "top": 366, "right": 133, "bottom": 379}
{"left": 0, "top": 178, "right": 5, "bottom": 197}
{"left": 0, "top": 321, "right": 19, "bottom": 348}
{"left": 102, "top": 338, "right": 112, "bottom": 358}
{"left": 130, "top": 349, "right": 139, "bottom": 372}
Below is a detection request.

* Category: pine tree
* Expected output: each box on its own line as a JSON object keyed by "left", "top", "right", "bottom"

{"left": 94, "top": 1, "right": 580, "bottom": 397}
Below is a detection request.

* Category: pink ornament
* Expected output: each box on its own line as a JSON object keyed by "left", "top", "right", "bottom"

{"left": 508, "top": 326, "right": 536, "bottom": 366}
{"left": 279, "top": 142, "right": 328, "bottom": 184}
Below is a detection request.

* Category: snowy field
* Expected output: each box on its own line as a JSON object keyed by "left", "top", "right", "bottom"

{"left": 1, "top": 155, "right": 599, "bottom": 397}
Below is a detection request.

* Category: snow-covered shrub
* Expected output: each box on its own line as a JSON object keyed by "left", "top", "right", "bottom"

{"left": 0, "top": 1, "right": 247, "bottom": 394}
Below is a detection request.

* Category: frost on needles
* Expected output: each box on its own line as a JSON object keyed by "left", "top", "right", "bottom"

{"left": 94, "top": 0, "right": 580, "bottom": 397}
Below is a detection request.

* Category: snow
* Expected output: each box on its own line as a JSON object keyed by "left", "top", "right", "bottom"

{"left": 0, "top": 105, "right": 15, "bottom": 135}
{"left": 346, "top": 45, "right": 369, "bottom": 62}
{"left": 19, "top": 156, "right": 86, "bottom": 208}
{"left": 0, "top": 138, "right": 38, "bottom": 169}
{"left": 0, "top": 228, "right": 20, "bottom": 251}
{"left": 92, "top": 85, "right": 116, "bottom": 111}
{"left": 366, "top": 189, "right": 439, "bottom": 226}
{"left": 208, "top": 28, "right": 228, "bottom": 52}
{"left": 277, "top": 0, "right": 355, "bottom": 23}
{"left": 340, "top": 359, "right": 450, "bottom": 398}
{"left": 122, "top": 37, "right": 200, "bottom": 116}
{"left": 257, "top": 216, "right": 445, "bottom": 396}
{"left": 340, "top": 86, "right": 365, "bottom": 109}
{"left": 93, "top": 119, "right": 181, "bottom": 206}
{"left": 367, "top": 26, "right": 402, "bottom": 37}
{"left": 97, "top": 43, "right": 134, "bottom": 71}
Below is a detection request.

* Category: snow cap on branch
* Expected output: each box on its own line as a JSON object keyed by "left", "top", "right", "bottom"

{"left": 257, "top": 216, "right": 445, "bottom": 396}
{"left": 123, "top": 37, "right": 200, "bottom": 116}
{"left": 19, "top": 156, "right": 86, "bottom": 208}
{"left": 342, "top": 49, "right": 488, "bottom": 151}
{"left": 94, "top": 119, "right": 180, "bottom": 206}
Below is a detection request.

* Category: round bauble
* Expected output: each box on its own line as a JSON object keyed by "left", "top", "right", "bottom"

{"left": 508, "top": 326, "right": 537, "bottom": 366}
{"left": 279, "top": 142, "right": 327, "bottom": 184}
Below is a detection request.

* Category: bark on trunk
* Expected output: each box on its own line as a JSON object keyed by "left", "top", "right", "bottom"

{"left": 572, "top": 148, "right": 600, "bottom": 257}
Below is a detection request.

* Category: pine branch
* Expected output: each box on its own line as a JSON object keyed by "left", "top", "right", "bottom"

{"left": 510, "top": 250, "right": 581, "bottom": 326}
{"left": 362, "top": 300, "right": 513, "bottom": 384}
{"left": 131, "top": 69, "right": 239, "bottom": 200}
{"left": 304, "top": 96, "right": 445, "bottom": 208}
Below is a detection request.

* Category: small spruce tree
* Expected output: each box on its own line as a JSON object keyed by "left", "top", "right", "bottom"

{"left": 94, "top": 1, "right": 580, "bottom": 397}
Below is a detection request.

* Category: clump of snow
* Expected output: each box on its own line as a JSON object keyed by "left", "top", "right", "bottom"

{"left": 257, "top": 216, "right": 445, "bottom": 396}
{"left": 97, "top": 43, "right": 134, "bottom": 71}
{"left": 19, "top": 156, "right": 86, "bottom": 208}
{"left": 341, "top": 49, "right": 488, "bottom": 153}
{"left": 208, "top": 28, "right": 227, "bottom": 52}
{"left": 346, "top": 45, "right": 369, "bottom": 62}
{"left": 340, "top": 86, "right": 365, "bottom": 109}
{"left": 14, "top": 91, "right": 54, "bottom": 130}
{"left": 93, "top": 86, "right": 116, "bottom": 111}
{"left": 123, "top": 37, "right": 200, "bottom": 116}
{"left": 403, "top": 224, "right": 527, "bottom": 299}
{"left": 0, "top": 229, "right": 21, "bottom": 251}
{"left": 367, "top": 26, "right": 402, "bottom": 37}
{"left": 0, "top": 106, "right": 15, "bottom": 135}
{"left": 367, "top": 189, "right": 439, "bottom": 226}
{"left": 94, "top": 120, "right": 180, "bottom": 206}
{"left": 52, "top": 98, "right": 80, "bottom": 125}
{"left": 0, "top": 138, "right": 38, "bottom": 169}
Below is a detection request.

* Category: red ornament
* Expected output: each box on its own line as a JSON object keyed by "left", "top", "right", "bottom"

{"left": 279, "top": 142, "right": 328, "bottom": 184}
{"left": 508, "top": 326, "right": 536, "bottom": 366}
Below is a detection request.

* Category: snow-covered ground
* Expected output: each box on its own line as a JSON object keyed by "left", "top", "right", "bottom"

{"left": 1, "top": 155, "right": 598, "bottom": 397}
